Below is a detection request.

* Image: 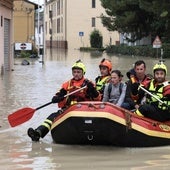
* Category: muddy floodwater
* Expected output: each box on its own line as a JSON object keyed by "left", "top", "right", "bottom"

{"left": 1, "top": 49, "right": 170, "bottom": 170}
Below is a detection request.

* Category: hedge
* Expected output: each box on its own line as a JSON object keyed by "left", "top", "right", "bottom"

{"left": 105, "top": 44, "right": 170, "bottom": 58}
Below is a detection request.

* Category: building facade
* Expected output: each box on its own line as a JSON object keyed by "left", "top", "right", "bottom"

{"left": 0, "top": 0, "right": 14, "bottom": 74}
{"left": 35, "top": 10, "right": 44, "bottom": 47}
{"left": 13, "top": 0, "right": 38, "bottom": 51}
{"left": 44, "top": 0, "right": 120, "bottom": 49}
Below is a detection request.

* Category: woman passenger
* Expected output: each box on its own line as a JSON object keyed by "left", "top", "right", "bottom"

{"left": 102, "top": 70, "right": 127, "bottom": 106}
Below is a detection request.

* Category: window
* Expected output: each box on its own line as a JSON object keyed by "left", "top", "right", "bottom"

{"left": 49, "top": 10, "right": 52, "bottom": 18}
{"left": 45, "top": 22, "right": 47, "bottom": 34}
{"left": 92, "top": 0, "right": 96, "bottom": 8}
{"left": 61, "top": 17, "right": 63, "bottom": 33}
{"left": 1, "top": 16, "right": 3, "bottom": 27}
{"left": 92, "top": 17, "right": 96, "bottom": 27}
{"left": 57, "top": 18, "right": 60, "bottom": 33}
{"left": 57, "top": 0, "right": 60, "bottom": 15}
{"left": 61, "top": 0, "right": 63, "bottom": 14}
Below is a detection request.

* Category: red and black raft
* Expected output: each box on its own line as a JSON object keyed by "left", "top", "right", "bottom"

{"left": 50, "top": 101, "right": 170, "bottom": 147}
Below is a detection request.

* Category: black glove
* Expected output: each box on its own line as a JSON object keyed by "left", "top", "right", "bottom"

{"left": 52, "top": 94, "right": 64, "bottom": 103}
{"left": 168, "top": 106, "right": 170, "bottom": 112}
{"left": 87, "top": 81, "right": 99, "bottom": 98}
{"left": 131, "top": 83, "right": 139, "bottom": 95}
{"left": 60, "top": 88, "right": 67, "bottom": 96}
{"left": 51, "top": 88, "right": 67, "bottom": 103}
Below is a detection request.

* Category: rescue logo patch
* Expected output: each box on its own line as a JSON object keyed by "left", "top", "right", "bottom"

{"left": 159, "top": 124, "right": 170, "bottom": 131}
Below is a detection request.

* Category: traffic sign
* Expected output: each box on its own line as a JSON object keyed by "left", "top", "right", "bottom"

{"left": 15, "top": 43, "right": 32, "bottom": 50}
{"left": 79, "top": 32, "right": 84, "bottom": 36}
{"left": 153, "top": 36, "right": 162, "bottom": 48}
{"left": 20, "top": 43, "right": 27, "bottom": 50}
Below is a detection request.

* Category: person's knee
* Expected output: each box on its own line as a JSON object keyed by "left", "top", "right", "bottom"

{"left": 137, "top": 104, "right": 151, "bottom": 117}
{"left": 48, "top": 112, "right": 58, "bottom": 120}
{"left": 121, "top": 103, "right": 131, "bottom": 110}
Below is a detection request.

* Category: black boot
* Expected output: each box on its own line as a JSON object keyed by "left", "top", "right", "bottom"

{"left": 27, "top": 128, "right": 41, "bottom": 142}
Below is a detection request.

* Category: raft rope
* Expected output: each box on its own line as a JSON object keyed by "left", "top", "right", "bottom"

{"left": 124, "top": 110, "right": 132, "bottom": 131}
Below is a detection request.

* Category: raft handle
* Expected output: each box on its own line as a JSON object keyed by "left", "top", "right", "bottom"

{"left": 87, "top": 134, "right": 93, "bottom": 141}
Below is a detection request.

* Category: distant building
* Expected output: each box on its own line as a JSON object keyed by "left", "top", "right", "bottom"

{"left": 44, "top": 0, "right": 120, "bottom": 49}
{"left": 0, "top": 0, "right": 14, "bottom": 74}
{"left": 120, "top": 33, "right": 151, "bottom": 46}
{"left": 35, "top": 10, "right": 44, "bottom": 47}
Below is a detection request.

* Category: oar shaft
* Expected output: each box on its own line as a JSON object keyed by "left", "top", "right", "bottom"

{"left": 139, "top": 86, "right": 164, "bottom": 104}
{"left": 8, "top": 86, "right": 88, "bottom": 127}
{"left": 36, "top": 86, "right": 87, "bottom": 111}
{"left": 64, "top": 85, "right": 87, "bottom": 97}
{"left": 36, "top": 101, "right": 53, "bottom": 111}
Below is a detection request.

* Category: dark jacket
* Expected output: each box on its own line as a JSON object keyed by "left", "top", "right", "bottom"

{"left": 124, "top": 74, "right": 152, "bottom": 108}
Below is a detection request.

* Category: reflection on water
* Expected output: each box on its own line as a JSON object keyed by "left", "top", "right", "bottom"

{"left": 1, "top": 48, "right": 170, "bottom": 169}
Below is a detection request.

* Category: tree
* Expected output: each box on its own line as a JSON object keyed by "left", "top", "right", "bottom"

{"left": 90, "top": 29, "right": 103, "bottom": 48}
{"left": 100, "top": 0, "right": 170, "bottom": 42}
{"left": 140, "top": 0, "right": 170, "bottom": 42}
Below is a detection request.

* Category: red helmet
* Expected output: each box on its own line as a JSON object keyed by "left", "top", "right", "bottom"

{"left": 99, "top": 58, "right": 112, "bottom": 71}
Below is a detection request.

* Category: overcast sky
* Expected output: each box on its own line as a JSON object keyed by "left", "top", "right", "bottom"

{"left": 28, "top": 0, "right": 44, "bottom": 5}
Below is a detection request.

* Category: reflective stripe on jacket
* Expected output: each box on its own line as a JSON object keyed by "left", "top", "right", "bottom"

{"left": 96, "top": 76, "right": 110, "bottom": 92}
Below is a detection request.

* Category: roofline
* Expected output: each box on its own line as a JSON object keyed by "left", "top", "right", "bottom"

{"left": 25, "top": 0, "right": 39, "bottom": 9}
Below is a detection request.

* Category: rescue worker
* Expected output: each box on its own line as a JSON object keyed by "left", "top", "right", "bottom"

{"left": 27, "top": 60, "right": 101, "bottom": 141}
{"left": 121, "top": 60, "right": 152, "bottom": 110}
{"left": 135, "top": 62, "right": 170, "bottom": 122}
{"left": 95, "top": 58, "right": 112, "bottom": 99}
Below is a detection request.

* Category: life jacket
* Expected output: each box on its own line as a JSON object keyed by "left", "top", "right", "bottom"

{"left": 146, "top": 79, "right": 170, "bottom": 110}
{"left": 58, "top": 78, "right": 94, "bottom": 108}
{"left": 95, "top": 75, "right": 111, "bottom": 92}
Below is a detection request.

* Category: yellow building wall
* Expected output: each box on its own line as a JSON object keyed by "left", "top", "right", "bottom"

{"left": 13, "top": 0, "right": 35, "bottom": 43}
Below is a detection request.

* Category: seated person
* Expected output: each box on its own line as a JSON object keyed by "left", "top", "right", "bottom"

{"left": 121, "top": 60, "right": 152, "bottom": 110}
{"left": 95, "top": 58, "right": 112, "bottom": 99}
{"left": 102, "top": 70, "right": 126, "bottom": 107}
{"left": 135, "top": 63, "right": 170, "bottom": 122}
{"left": 27, "top": 60, "right": 101, "bottom": 142}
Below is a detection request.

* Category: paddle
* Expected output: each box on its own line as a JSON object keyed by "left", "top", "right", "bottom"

{"left": 8, "top": 86, "right": 87, "bottom": 127}
{"left": 139, "top": 85, "right": 165, "bottom": 105}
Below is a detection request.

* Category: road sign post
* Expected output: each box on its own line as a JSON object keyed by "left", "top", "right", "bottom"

{"left": 153, "top": 36, "right": 162, "bottom": 58}
{"left": 79, "top": 32, "right": 84, "bottom": 47}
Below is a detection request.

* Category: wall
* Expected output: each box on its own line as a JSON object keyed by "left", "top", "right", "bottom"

{"left": 0, "top": 1, "right": 13, "bottom": 74}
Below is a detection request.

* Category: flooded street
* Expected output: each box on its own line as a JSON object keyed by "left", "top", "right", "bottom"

{"left": 1, "top": 49, "right": 170, "bottom": 169}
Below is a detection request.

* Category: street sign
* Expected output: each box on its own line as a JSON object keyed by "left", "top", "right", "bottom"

{"left": 79, "top": 32, "right": 84, "bottom": 36}
{"left": 153, "top": 36, "right": 162, "bottom": 48}
{"left": 20, "top": 43, "right": 27, "bottom": 50}
{"left": 15, "top": 43, "right": 32, "bottom": 50}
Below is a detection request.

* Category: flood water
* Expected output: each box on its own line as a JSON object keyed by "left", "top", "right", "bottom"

{"left": 1, "top": 48, "right": 170, "bottom": 170}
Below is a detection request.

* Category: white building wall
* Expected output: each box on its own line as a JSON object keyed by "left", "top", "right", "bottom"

{"left": 45, "top": 0, "right": 120, "bottom": 50}
{"left": 66, "top": 0, "right": 119, "bottom": 49}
